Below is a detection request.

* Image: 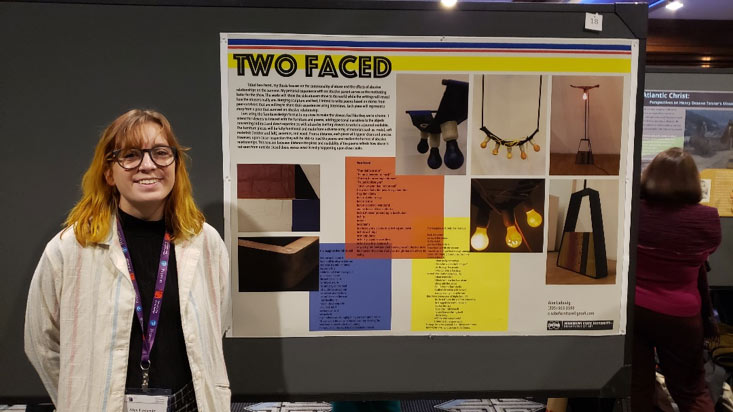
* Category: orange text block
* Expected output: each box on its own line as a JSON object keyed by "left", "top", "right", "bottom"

{"left": 345, "top": 157, "right": 444, "bottom": 259}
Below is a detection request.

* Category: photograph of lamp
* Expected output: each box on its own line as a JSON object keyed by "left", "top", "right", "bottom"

{"left": 405, "top": 79, "right": 468, "bottom": 170}
{"left": 470, "top": 179, "right": 544, "bottom": 253}
{"left": 570, "top": 84, "right": 599, "bottom": 165}
{"left": 478, "top": 75, "right": 543, "bottom": 161}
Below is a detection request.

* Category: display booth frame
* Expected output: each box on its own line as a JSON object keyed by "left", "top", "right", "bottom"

{"left": 0, "top": 0, "right": 646, "bottom": 403}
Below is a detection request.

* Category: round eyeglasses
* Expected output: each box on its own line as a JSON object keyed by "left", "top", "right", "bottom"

{"left": 107, "top": 146, "right": 177, "bottom": 170}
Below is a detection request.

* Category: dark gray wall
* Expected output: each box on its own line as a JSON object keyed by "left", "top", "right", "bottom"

{"left": 645, "top": 69, "right": 733, "bottom": 287}
{"left": 0, "top": 1, "right": 645, "bottom": 402}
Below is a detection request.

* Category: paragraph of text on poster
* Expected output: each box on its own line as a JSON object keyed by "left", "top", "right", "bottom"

{"left": 412, "top": 218, "right": 510, "bottom": 332}
{"left": 309, "top": 244, "right": 391, "bottom": 331}
{"left": 345, "top": 157, "right": 444, "bottom": 259}
{"left": 233, "top": 82, "right": 393, "bottom": 151}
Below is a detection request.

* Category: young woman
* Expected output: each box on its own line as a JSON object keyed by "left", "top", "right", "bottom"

{"left": 632, "top": 147, "right": 721, "bottom": 412}
{"left": 24, "top": 109, "right": 231, "bottom": 412}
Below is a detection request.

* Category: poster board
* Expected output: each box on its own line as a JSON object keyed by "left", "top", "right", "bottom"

{"left": 644, "top": 68, "right": 733, "bottom": 287}
{"left": 0, "top": 1, "right": 646, "bottom": 402}
{"left": 221, "top": 34, "right": 639, "bottom": 338}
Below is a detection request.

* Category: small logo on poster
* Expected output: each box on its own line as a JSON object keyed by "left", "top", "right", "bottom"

{"left": 547, "top": 320, "right": 614, "bottom": 330}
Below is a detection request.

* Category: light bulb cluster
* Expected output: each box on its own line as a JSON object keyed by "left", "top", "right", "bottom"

{"left": 478, "top": 76, "right": 543, "bottom": 161}
{"left": 470, "top": 205, "right": 543, "bottom": 251}
{"left": 480, "top": 137, "right": 541, "bottom": 160}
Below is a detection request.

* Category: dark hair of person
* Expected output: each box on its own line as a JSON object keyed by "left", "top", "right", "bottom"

{"left": 640, "top": 147, "right": 702, "bottom": 204}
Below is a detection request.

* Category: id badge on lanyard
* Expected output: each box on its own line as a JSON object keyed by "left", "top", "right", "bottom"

{"left": 124, "top": 388, "right": 172, "bottom": 412}
{"left": 117, "top": 219, "right": 173, "bottom": 406}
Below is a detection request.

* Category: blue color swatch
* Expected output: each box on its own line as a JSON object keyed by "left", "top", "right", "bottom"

{"left": 309, "top": 244, "right": 391, "bottom": 331}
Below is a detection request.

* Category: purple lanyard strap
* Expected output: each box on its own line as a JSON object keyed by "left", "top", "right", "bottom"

{"left": 116, "top": 218, "right": 171, "bottom": 390}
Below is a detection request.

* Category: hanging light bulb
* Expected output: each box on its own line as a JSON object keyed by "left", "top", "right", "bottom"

{"left": 520, "top": 144, "right": 527, "bottom": 160}
{"left": 505, "top": 225, "right": 522, "bottom": 248}
{"left": 526, "top": 208, "right": 543, "bottom": 228}
{"left": 492, "top": 142, "right": 500, "bottom": 155}
{"left": 506, "top": 146, "right": 513, "bottom": 159}
{"left": 532, "top": 142, "right": 541, "bottom": 152}
{"left": 470, "top": 225, "right": 490, "bottom": 251}
{"left": 480, "top": 136, "right": 489, "bottom": 149}
{"left": 583, "top": 92, "right": 588, "bottom": 101}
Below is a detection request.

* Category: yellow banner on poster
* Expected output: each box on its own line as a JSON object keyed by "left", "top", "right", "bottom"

{"left": 227, "top": 53, "right": 631, "bottom": 74}
{"left": 412, "top": 217, "right": 510, "bottom": 332}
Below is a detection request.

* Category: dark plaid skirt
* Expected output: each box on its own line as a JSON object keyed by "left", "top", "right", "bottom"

{"left": 168, "top": 381, "right": 198, "bottom": 412}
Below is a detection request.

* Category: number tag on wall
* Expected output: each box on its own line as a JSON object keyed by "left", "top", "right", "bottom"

{"left": 585, "top": 13, "right": 603, "bottom": 32}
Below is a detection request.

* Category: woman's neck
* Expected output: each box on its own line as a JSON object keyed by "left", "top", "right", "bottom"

{"left": 119, "top": 199, "right": 165, "bottom": 221}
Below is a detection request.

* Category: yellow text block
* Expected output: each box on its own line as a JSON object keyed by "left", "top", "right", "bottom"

{"left": 412, "top": 217, "right": 510, "bottom": 331}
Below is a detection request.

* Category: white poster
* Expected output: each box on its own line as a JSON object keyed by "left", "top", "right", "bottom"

{"left": 221, "top": 33, "right": 639, "bottom": 337}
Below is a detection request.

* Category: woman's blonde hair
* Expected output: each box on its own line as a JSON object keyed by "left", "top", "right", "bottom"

{"left": 65, "top": 109, "right": 204, "bottom": 245}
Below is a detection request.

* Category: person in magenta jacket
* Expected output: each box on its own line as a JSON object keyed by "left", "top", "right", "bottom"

{"left": 631, "top": 147, "right": 722, "bottom": 412}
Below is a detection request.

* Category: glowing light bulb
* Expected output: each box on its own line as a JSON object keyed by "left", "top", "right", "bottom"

{"left": 470, "top": 226, "right": 490, "bottom": 251}
{"left": 505, "top": 225, "right": 522, "bottom": 248}
{"left": 532, "top": 143, "right": 541, "bottom": 152}
{"left": 526, "top": 209, "right": 543, "bottom": 228}
{"left": 506, "top": 146, "right": 513, "bottom": 159}
{"left": 480, "top": 140, "right": 488, "bottom": 149}
{"left": 520, "top": 145, "right": 527, "bottom": 160}
{"left": 583, "top": 92, "right": 588, "bottom": 100}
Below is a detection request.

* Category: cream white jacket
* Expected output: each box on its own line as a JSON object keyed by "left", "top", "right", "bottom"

{"left": 24, "top": 219, "right": 231, "bottom": 412}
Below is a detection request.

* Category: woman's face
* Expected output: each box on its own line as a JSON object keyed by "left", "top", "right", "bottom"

{"left": 104, "top": 122, "right": 176, "bottom": 220}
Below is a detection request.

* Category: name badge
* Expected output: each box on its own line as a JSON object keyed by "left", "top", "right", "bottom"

{"left": 124, "top": 393, "right": 169, "bottom": 412}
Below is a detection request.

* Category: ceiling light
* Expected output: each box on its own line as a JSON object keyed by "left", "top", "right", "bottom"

{"left": 648, "top": 0, "right": 666, "bottom": 9}
{"left": 666, "top": 1, "right": 683, "bottom": 11}
{"left": 441, "top": 0, "right": 457, "bottom": 8}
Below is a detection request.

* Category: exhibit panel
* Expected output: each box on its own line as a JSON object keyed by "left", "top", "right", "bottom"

{"left": 221, "top": 33, "right": 640, "bottom": 338}
{"left": 1, "top": 1, "right": 646, "bottom": 401}
{"left": 643, "top": 69, "right": 733, "bottom": 287}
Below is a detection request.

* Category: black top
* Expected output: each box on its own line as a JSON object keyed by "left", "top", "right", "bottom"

{"left": 119, "top": 209, "right": 192, "bottom": 391}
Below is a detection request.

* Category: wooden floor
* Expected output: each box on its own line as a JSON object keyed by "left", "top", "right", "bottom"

{"left": 546, "top": 251, "right": 617, "bottom": 285}
{"left": 549, "top": 153, "right": 620, "bottom": 176}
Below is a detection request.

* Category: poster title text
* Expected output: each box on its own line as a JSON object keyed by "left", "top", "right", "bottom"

{"left": 233, "top": 54, "right": 392, "bottom": 78}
